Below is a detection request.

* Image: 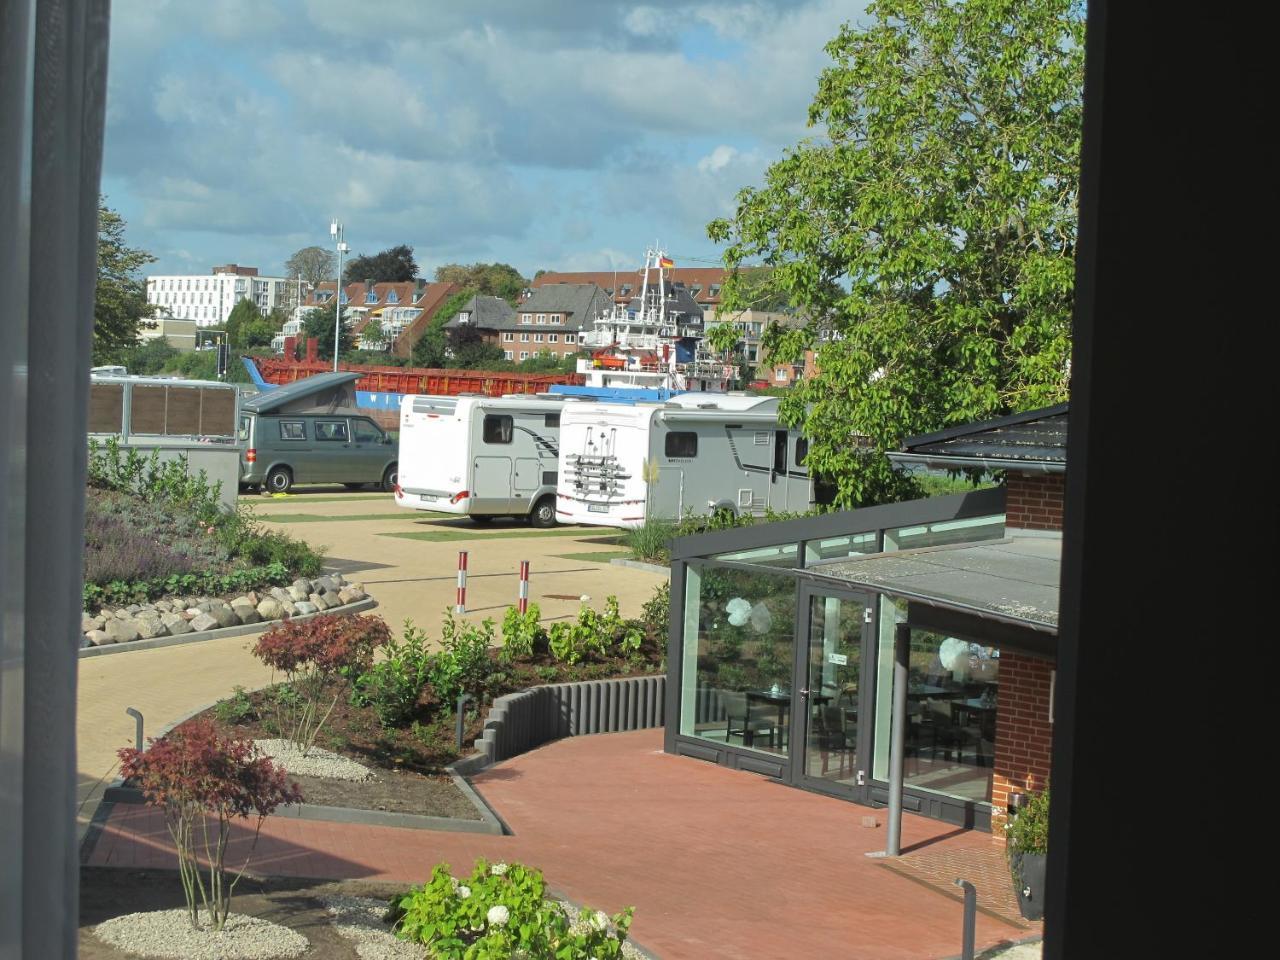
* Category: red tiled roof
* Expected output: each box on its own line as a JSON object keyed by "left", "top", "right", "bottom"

{"left": 306, "top": 280, "right": 444, "bottom": 310}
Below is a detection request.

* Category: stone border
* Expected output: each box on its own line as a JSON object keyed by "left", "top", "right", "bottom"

{"left": 608, "top": 557, "right": 670, "bottom": 576}
{"left": 455, "top": 675, "right": 667, "bottom": 774}
{"left": 78, "top": 596, "right": 378, "bottom": 658}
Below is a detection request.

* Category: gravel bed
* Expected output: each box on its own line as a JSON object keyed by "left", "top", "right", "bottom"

{"left": 93, "top": 909, "right": 308, "bottom": 959}
{"left": 321, "top": 894, "right": 426, "bottom": 960}
{"left": 255, "top": 739, "right": 373, "bottom": 781}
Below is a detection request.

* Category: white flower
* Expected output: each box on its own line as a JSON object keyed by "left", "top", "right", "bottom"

{"left": 450, "top": 877, "right": 460, "bottom": 891}
{"left": 490, "top": 862, "right": 509, "bottom": 876}
{"left": 487, "top": 905, "right": 510, "bottom": 927}
{"left": 725, "top": 597, "right": 751, "bottom": 626}
{"left": 590, "top": 911, "right": 609, "bottom": 932}
{"left": 579, "top": 594, "right": 591, "bottom": 602}
{"left": 457, "top": 885, "right": 471, "bottom": 899}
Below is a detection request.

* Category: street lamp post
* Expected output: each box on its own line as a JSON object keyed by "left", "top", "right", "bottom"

{"left": 330, "top": 219, "right": 348, "bottom": 372}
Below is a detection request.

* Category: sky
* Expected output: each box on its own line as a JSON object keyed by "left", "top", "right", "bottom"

{"left": 102, "top": 0, "right": 865, "bottom": 281}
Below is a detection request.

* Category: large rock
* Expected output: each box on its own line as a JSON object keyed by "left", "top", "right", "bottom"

{"left": 210, "top": 602, "right": 238, "bottom": 629}
{"left": 85, "top": 629, "right": 111, "bottom": 647}
{"left": 287, "top": 585, "right": 309, "bottom": 602}
{"left": 246, "top": 590, "right": 260, "bottom": 606}
{"left": 105, "top": 619, "right": 141, "bottom": 644}
{"left": 196, "top": 601, "right": 214, "bottom": 614}
{"left": 190, "top": 612, "right": 218, "bottom": 633}
{"left": 337, "top": 586, "right": 366, "bottom": 605}
{"left": 257, "top": 598, "right": 283, "bottom": 621}
{"left": 279, "top": 599, "right": 298, "bottom": 617}
{"left": 135, "top": 616, "right": 167, "bottom": 640}
{"left": 269, "top": 586, "right": 291, "bottom": 603}
{"left": 161, "top": 613, "right": 192, "bottom": 635}
{"left": 321, "top": 590, "right": 342, "bottom": 608}
{"left": 231, "top": 600, "right": 261, "bottom": 625}
{"left": 308, "top": 593, "right": 330, "bottom": 611}
{"left": 126, "top": 604, "right": 142, "bottom": 615}
{"left": 294, "top": 601, "right": 317, "bottom": 616}
{"left": 314, "top": 575, "right": 339, "bottom": 594}
{"left": 81, "top": 614, "right": 97, "bottom": 633}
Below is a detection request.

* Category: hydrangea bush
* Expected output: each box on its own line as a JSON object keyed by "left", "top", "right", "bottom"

{"left": 388, "top": 858, "right": 633, "bottom": 959}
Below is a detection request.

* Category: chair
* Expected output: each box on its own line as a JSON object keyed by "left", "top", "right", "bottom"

{"left": 814, "top": 705, "right": 853, "bottom": 777}
{"left": 722, "top": 691, "right": 777, "bottom": 748}
{"left": 921, "top": 699, "right": 972, "bottom": 765}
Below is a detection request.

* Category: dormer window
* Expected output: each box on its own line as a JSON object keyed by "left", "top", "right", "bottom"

{"left": 708, "top": 284, "right": 722, "bottom": 298}
{"left": 690, "top": 284, "right": 702, "bottom": 296}
{"left": 459, "top": 312, "right": 471, "bottom": 323}
{"left": 621, "top": 284, "right": 632, "bottom": 297}
{"left": 365, "top": 290, "right": 378, "bottom": 304}
{"left": 386, "top": 289, "right": 399, "bottom": 304}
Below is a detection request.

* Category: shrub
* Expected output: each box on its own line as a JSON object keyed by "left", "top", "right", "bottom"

{"left": 117, "top": 719, "right": 302, "bottom": 932}
{"left": 499, "top": 603, "right": 545, "bottom": 663}
{"left": 428, "top": 611, "right": 500, "bottom": 706}
{"left": 213, "top": 686, "right": 256, "bottom": 725}
{"left": 640, "top": 581, "right": 670, "bottom": 641}
{"left": 547, "top": 596, "right": 643, "bottom": 666}
{"left": 1005, "top": 787, "right": 1050, "bottom": 858}
{"left": 388, "top": 858, "right": 633, "bottom": 960}
{"left": 252, "top": 614, "right": 391, "bottom": 753}
{"left": 622, "top": 517, "right": 677, "bottom": 563}
{"left": 353, "top": 620, "right": 434, "bottom": 728}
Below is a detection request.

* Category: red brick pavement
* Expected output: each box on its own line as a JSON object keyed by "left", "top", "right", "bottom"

{"left": 88, "top": 729, "right": 1031, "bottom": 959}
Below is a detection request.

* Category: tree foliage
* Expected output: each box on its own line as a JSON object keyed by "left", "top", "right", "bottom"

{"left": 708, "top": 0, "right": 1084, "bottom": 507}
{"left": 93, "top": 200, "right": 156, "bottom": 364}
{"left": 446, "top": 324, "right": 506, "bottom": 370}
{"left": 302, "top": 301, "right": 356, "bottom": 361}
{"left": 411, "top": 288, "right": 476, "bottom": 368}
{"left": 433, "top": 262, "right": 528, "bottom": 303}
{"left": 284, "top": 245, "right": 336, "bottom": 286}
{"left": 344, "top": 244, "right": 417, "bottom": 284}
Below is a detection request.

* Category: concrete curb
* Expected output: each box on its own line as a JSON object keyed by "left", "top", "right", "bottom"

{"left": 79, "top": 596, "right": 379, "bottom": 658}
{"left": 608, "top": 558, "right": 670, "bottom": 576}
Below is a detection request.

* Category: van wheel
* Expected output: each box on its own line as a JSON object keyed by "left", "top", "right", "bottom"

{"left": 265, "top": 466, "right": 292, "bottom": 494}
{"left": 381, "top": 463, "right": 398, "bottom": 492}
{"left": 530, "top": 495, "right": 557, "bottom": 529}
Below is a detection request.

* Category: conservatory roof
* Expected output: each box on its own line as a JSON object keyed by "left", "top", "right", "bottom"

{"left": 807, "top": 534, "right": 1061, "bottom": 634}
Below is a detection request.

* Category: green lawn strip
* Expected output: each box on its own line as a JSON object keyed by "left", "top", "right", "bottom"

{"left": 552, "top": 550, "right": 632, "bottom": 563}
{"left": 242, "top": 493, "right": 392, "bottom": 503}
{"left": 380, "top": 527, "right": 594, "bottom": 543}
{"left": 265, "top": 512, "right": 447, "bottom": 523}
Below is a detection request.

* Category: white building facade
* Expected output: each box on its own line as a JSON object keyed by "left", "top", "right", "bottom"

{"left": 145, "top": 264, "right": 290, "bottom": 328}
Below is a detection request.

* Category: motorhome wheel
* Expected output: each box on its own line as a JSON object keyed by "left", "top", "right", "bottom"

{"left": 265, "top": 466, "right": 292, "bottom": 494}
{"left": 530, "top": 495, "right": 557, "bottom": 528}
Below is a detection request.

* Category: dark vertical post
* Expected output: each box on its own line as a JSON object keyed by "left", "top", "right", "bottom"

{"left": 875, "top": 622, "right": 910, "bottom": 858}
{"left": 2, "top": 1, "right": 111, "bottom": 955}
{"left": 954, "top": 879, "right": 977, "bottom": 960}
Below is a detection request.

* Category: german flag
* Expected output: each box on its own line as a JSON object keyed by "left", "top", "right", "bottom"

{"left": 659, "top": 256, "right": 674, "bottom": 269}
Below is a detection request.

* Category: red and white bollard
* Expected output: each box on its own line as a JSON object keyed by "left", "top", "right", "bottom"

{"left": 455, "top": 551, "right": 468, "bottom": 613}
{"left": 517, "top": 560, "right": 530, "bottom": 614}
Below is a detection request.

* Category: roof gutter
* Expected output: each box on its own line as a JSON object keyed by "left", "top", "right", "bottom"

{"left": 888, "top": 451, "right": 1067, "bottom": 475}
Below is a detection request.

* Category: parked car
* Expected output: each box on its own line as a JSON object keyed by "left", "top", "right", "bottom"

{"left": 238, "top": 410, "right": 397, "bottom": 493}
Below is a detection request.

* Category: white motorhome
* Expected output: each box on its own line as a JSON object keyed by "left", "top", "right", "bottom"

{"left": 395, "top": 393, "right": 565, "bottom": 526}
{"left": 556, "top": 394, "right": 812, "bottom": 529}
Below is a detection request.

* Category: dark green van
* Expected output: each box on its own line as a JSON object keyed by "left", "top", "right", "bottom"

{"left": 237, "top": 372, "right": 397, "bottom": 494}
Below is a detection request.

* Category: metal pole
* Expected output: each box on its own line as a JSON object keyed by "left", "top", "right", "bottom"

{"left": 954, "top": 879, "right": 977, "bottom": 960}
{"left": 885, "top": 622, "right": 910, "bottom": 856}
{"left": 455, "top": 694, "right": 472, "bottom": 749}
{"left": 333, "top": 223, "right": 343, "bottom": 372}
{"left": 125, "top": 707, "right": 144, "bottom": 752}
{"left": 455, "top": 550, "right": 468, "bottom": 613}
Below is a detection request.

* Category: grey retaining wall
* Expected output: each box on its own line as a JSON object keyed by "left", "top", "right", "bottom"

{"left": 467, "top": 675, "right": 666, "bottom": 769}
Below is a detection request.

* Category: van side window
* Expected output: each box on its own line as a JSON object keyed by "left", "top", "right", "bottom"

{"left": 795, "top": 437, "right": 809, "bottom": 466}
{"left": 279, "top": 420, "right": 306, "bottom": 441}
{"left": 544, "top": 413, "right": 560, "bottom": 428}
{"left": 238, "top": 416, "right": 251, "bottom": 442}
{"left": 665, "top": 431, "right": 697, "bottom": 458}
{"left": 315, "top": 421, "right": 349, "bottom": 442}
{"left": 352, "top": 419, "right": 383, "bottom": 443}
{"left": 483, "top": 414, "right": 513, "bottom": 444}
{"left": 774, "top": 430, "right": 788, "bottom": 474}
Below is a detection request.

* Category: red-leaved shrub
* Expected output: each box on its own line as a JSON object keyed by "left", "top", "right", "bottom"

{"left": 252, "top": 613, "right": 391, "bottom": 754}
{"left": 118, "top": 719, "right": 303, "bottom": 932}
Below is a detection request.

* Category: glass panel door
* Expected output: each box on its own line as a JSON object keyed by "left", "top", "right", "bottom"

{"left": 794, "top": 587, "right": 867, "bottom": 799}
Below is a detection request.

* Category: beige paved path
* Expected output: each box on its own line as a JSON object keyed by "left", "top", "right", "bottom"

{"left": 76, "top": 487, "right": 664, "bottom": 838}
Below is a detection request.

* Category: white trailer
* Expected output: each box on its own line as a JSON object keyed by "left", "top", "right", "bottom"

{"left": 395, "top": 393, "right": 565, "bottom": 526}
{"left": 556, "top": 394, "right": 812, "bottom": 529}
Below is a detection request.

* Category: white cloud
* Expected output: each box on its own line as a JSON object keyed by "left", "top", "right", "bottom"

{"left": 697, "top": 144, "right": 739, "bottom": 173}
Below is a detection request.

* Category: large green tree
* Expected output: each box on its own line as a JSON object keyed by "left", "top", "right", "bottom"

{"left": 708, "top": 0, "right": 1084, "bottom": 507}
{"left": 284, "top": 245, "right": 336, "bottom": 286}
{"left": 343, "top": 244, "right": 417, "bottom": 283}
{"left": 434, "top": 263, "right": 527, "bottom": 303}
{"left": 302, "top": 301, "right": 356, "bottom": 362}
{"left": 93, "top": 200, "right": 155, "bottom": 364}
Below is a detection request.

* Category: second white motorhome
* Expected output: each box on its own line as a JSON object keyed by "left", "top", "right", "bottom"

{"left": 395, "top": 393, "right": 565, "bottom": 526}
{"left": 556, "top": 394, "right": 812, "bottom": 529}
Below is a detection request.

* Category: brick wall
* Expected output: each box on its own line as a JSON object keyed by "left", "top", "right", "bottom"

{"left": 991, "top": 652, "right": 1054, "bottom": 839}
{"left": 1005, "top": 472, "right": 1065, "bottom": 530}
